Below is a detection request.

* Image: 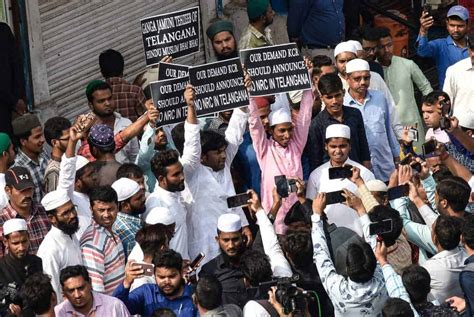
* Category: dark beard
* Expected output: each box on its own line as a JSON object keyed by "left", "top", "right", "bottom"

{"left": 167, "top": 182, "right": 185, "bottom": 192}
{"left": 220, "top": 244, "right": 246, "bottom": 265}
{"left": 57, "top": 219, "right": 79, "bottom": 236}
{"left": 161, "top": 279, "right": 184, "bottom": 297}
{"left": 216, "top": 50, "right": 239, "bottom": 61}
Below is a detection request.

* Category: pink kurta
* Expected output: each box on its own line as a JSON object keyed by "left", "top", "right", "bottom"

{"left": 248, "top": 90, "right": 313, "bottom": 234}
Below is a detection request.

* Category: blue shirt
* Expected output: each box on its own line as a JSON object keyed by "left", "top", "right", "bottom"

{"left": 416, "top": 35, "right": 468, "bottom": 87}
{"left": 113, "top": 283, "right": 198, "bottom": 317}
{"left": 287, "top": 0, "right": 344, "bottom": 47}
{"left": 234, "top": 132, "right": 261, "bottom": 196}
{"left": 344, "top": 90, "right": 400, "bottom": 181}
{"left": 461, "top": 255, "right": 474, "bottom": 317}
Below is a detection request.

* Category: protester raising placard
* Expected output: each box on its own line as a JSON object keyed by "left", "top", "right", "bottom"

{"left": 158, "top": 62, "right": 189, "bottom": 80}
{"left": 188, "top": 57, "right": 249, "bottom": 116}
{"left": 141, "top": 7, "right": 200, "bottom": 66}
{"left": 150, "top": 62, "right": 189, "bottom": 127}
{"left": 240, "top": 43, "right": 312, "bottom": 96}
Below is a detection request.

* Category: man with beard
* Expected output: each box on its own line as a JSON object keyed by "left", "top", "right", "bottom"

{"left": 0, "top": 219, "right": 43, "bottom": 317}
{"left": 80, "top": 186, "right": 125, "bottom": 295}
{"left": 0, "top": 133, "right": 16, "bottom": 209}
{"left": 37, "top": 189, "right": 82, "bottom": 303}
{"left": 83, "top": 80, "right": 139, "bottom": 164}
{"left": 12, "top": 113, "right": 48, "bottom": 204}
{"left": 376, "top": 26, "right": 433, "bottom": 149}
{"left": 56, "top": 265, "right": 130, "bottom": 316}
{"left": 199, "top": 214, "right": 247, "bottom": 308}
{"left": 239, "top": 0, "right": 275, "bottom": 49}
{"left": 112, "top": 177, "right": 145, "bottom": 258}
{"left": 206, "top": 20, "right": 238, "bottom": 61}
{"left": 417, "top": 5, "right": 470, "bottom": 88}
{"left": 43, "top": 116, "right": 71, "bottom": 193}
{"left": 343, "top": 59, "right": 400, "bottom": 182}
{"left": 114, "top": 249, "right": 197, "bottom": 317}
{"left": 0, "top": 167, "right": 50, "bottom": 257}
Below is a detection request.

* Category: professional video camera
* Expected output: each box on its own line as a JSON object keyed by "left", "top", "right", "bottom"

{"left": 0, "top": 282, "right": 22, "bottom": 316}
{"left": 258, "top": 275, "right": 314, "bottom": 316}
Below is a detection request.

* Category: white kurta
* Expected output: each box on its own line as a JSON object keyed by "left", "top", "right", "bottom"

{"left": 306, "top": 158, "right": 375, "bottom": 236}
{"left": 57, "top": 154, "right": 91, "bottom": 240}
{"left": 185, "top": 109, "right": 249, "bottom": 265}
{"left": 114, "top": 112, "right": 139, "bottom": 164}
{"left": 144, "top": 185, "right": 190, "bottom": 260}
{"left": 37, "top": 226, "right": 82, "bottom": 302}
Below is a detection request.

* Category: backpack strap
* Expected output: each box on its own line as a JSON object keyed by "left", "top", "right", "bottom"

{"left": 255, "top": 300, "right": 280, "bottom": 317}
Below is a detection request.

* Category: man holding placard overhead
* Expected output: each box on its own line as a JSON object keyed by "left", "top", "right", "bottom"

{"left": 248, "top": 61, "right": 313, "bottom": 235}
{"left": 239, "top": 0, "right": 275, "bottom": 49}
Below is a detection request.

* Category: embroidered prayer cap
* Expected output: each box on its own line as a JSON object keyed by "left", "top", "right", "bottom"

{"left": 3, "top": 219, "right": 27, "bottom": 236}
{"left": 346, "top": 40, "right": 363, "bottom": 52}
{"left": 88, "top": 124, "right": 115, "bottom": 149}
{"left": 144, "top": 207, "right": 175, "bottom": 225}
{"left": 41, "top": 190, "right": 71, "bottom": 211}
{"left": 345, "top": 58, "right": 370, "bottom": 74}
{"left": 268, "top": 93, "right": 292, "bottom": 126}
{"left": 112, "top": 178, "right": 141, "bottom": 202}
{"left": 366, "top": 180, "right": 388, "bottom": 193}
{"left": 325, "top": 124, "right": 351, "bottom": 140}
{"left": 217, "top": 213, "right": 242, "bottom": 233}
{"left": 334, "top": 41, "right": 357, "bottom": 58}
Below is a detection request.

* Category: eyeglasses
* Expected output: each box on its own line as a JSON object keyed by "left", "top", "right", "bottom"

{"left": 350, "top": 75, "right": 371, "bottom": 82}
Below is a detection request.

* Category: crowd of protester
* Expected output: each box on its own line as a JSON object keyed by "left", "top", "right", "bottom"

{"left": 1, "top": 0, "right": 474, "bottom": 316}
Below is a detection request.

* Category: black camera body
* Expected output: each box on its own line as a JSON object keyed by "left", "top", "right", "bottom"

{"left": 0, "top": 282, "right": 22, "bottom": 314}
{"left": 258, "top": 275, "right": 309, "bottom": 315}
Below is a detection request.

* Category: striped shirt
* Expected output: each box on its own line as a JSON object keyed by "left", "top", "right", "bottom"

{"left": 80, "top": 220, "right": 126, "bottom": 295}
{"left": 13, "top": 149, "right": 49, "bottom": 204}
{"left": 0, "top": 203, "right": 51, "bottom": 257}
{"left": 112, "top": 212, "right": 143, "bottom": 260}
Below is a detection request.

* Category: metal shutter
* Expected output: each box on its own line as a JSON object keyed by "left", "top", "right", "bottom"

{"left": 38, "top": 0, "right": 204, "bottom": 120}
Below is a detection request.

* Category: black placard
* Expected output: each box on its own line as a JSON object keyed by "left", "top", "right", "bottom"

{"left": 189, "top": 57, "right": 249, "bottom": 116}
{"left": 240, "top": 43, "right": 311, "bottom": 96}
{"left": 158, "top": 62, "right": 189, "bottom": 80}
{"left": 150, "top": 77, "right": 189, "bottom": 127}
{"left": 141, "top": 7, "right": 200, "bottom": 66}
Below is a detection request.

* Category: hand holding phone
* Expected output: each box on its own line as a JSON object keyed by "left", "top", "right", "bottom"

{"left": 325, "top": 190, "right": 346, "bottom": 205}
{"left": 328, "top": 166, "right": 353, "bottom": 180}
{"left": 227, "top": 193, "right": 252, "bottom": 208}
{"left": 422, "top": 139, "right": 438, "bottom": 156}
{"left": 369, "top": 219, "right": 393, "bottom": 236}
{"left": 387, "top": 184, "right": 409, "bottom": 200}
{"left": 188, "top": 253, "right": 205, "bottom": 273}
{"left": 275, "top": 175, "right": 297, "bottom": 198}
{"left": 133, "top": 262, "right": 155, "bottom": 277}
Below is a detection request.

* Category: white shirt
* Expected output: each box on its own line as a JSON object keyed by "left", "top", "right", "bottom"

{"left": 443, "top": 57, "right": 474, "bottom": 117}
{"left": 0, "top": 173, "right": 8, "bottom": 210}
{"left": 469, "top": 176, "right": 474, "bottom": 193}
{"left": 242, "top": 209, "right": 292, "bottom": 317}
{"left": 57, "top": 154, "right": 91, "bottom": 240}
{"left": 185, "top": 109, "right": 249, "bottom": 264}
{"left": 306, "top": 158, "right": 375, "bottom": 236}
{"left": 37, "top": 226, "right": 82, "bottom": 302}
{"left": 114, "top": 112, "right": 139, "bottom": 164}
{"left": 422, "top": 247, "right": 467, "bottom": 303}
{"left": 144, "top": 185, "right": 190, "bottom": 260}
{"left": 341, "top": 71, "right": 403, "bottom": 139}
